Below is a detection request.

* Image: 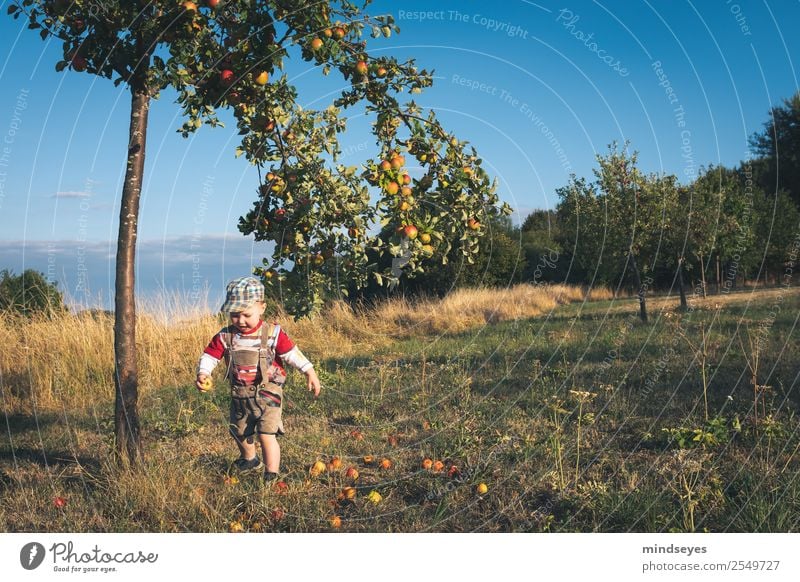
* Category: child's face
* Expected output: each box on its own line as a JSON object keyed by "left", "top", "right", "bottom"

{"left": 229, "top": 302, "right": 264, "bottom": 334}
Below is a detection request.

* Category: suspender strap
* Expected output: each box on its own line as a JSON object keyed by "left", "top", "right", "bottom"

{"left": 258, "top": 323, "right": 277, "bottom": 386}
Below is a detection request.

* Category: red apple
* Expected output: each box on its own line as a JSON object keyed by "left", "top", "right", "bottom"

{"left": 220, "top": 69, "right": 235, "bottom": 85}
{"left": 71, "top": 55, "right": 87, "bottom": 72}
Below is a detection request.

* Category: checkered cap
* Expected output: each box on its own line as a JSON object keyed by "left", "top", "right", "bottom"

{"left": 220, "top": 276, "right": 265, "bottom": 313}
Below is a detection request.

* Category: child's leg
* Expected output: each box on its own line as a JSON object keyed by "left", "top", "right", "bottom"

{"left": 258, "top": 433, "right": 280, "bottom": 473}
{"left": 233, "top": 433, "right": 258, "bottom": 460}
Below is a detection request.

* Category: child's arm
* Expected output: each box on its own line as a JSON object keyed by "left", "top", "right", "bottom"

{"left": 275, "top": 329, "right": 321, "bottom": 398}
{"left": 196, "top": 333, "right": 225, "bottom": 392}
{"left": 303, "top": 367, "right": 321, "bottom": 398}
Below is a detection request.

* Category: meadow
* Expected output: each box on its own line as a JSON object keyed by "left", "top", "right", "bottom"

{"left": 1, "top": 283, "right": 799, "bottom": 532}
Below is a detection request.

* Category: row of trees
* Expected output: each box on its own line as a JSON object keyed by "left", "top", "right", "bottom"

{"left": 376, "top": 93, "right": 800, "bottom": 319}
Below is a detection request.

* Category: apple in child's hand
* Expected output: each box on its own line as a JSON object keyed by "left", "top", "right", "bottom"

{"left": 197, "top": 376, "right": 212, "bottom": 392}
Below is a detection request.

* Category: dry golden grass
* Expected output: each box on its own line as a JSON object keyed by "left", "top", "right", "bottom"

{"left": 362, "top": 283, "right": 599, "bottom": 335}
{"left": 0, "top": 283, "right": 608, "bottom": 411}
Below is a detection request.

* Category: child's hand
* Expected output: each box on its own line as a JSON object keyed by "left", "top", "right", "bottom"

{"left": 196, "top": 374, "right": 212, "bottom": 392}
{"left": 306, "top": 368, "right": 321, "bottom": 398}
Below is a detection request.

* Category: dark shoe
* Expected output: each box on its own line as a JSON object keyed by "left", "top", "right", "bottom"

{"left": 263, "top": 471, "right": 279, "bottom": 482}
{"left": 233, "top": 457, "right": 263, "bottom": 473}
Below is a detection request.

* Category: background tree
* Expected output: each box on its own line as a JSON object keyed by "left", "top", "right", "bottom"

{"left": 752, "top": 188, "right": 800, "bottom": 285}
{"left": 650, "top": 174, "right": 690, "bottom": 309}
{"left": 555, "top": 175, "right": 605, "bottom": 286}
{"left": 12, "top": 0, "right": 508, "bottom": 464}
{"left": 749, "top": 91, "right": 800, "bottom": 208}
{"left": 690, "top": 165, "right": 756, "bottom": 293}
{"left": 0, "top": 269, "right": 66, "bottom": 316}
{"left": 520, "top": 209, "right": 566, "bottom": 284}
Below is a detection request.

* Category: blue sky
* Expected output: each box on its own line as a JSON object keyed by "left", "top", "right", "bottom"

{"left": 0, "top": 0, "right": 798, "bottom": 309}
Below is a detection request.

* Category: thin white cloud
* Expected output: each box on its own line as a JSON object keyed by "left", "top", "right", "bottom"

{"left": 52, "top": 191, "right": 91, "bottom": 199}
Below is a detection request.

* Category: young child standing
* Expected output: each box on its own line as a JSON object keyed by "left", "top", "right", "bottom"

{"left": 196, "top": 276, "right": 321, "bottom": 481}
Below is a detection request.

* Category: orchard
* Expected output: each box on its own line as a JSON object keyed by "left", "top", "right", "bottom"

{"left": 8, "top": 0, "right": 510, "bottom": 461}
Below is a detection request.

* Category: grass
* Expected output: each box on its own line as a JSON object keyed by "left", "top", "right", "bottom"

{"left": 1, "top": 283, "right": 799, "bottom": 532}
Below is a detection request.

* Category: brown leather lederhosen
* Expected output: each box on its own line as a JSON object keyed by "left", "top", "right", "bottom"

{"left": 222, "top": 323, "right": 287, "bottom": 438}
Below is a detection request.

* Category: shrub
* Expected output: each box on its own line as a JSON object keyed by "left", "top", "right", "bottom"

{"left": 0, "top": 269, "right": 65, "bottom": 316}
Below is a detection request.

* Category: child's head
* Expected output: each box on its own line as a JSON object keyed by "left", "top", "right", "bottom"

{"left": 221, "top": 276, "right": 266, "bottom": 333}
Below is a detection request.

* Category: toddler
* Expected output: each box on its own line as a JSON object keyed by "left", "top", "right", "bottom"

{"left": 196, "top": 276, "right": 321, "bottom": 480}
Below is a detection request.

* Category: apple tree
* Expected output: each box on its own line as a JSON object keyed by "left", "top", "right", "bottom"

{"left": 10, "top": 0, "right": 509, "bottom": 463}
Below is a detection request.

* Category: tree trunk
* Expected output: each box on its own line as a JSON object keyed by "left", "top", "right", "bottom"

{"left": 114, "top": 86, "right": 150, "bottom": 465}
{"left": 677, "top": 257, "right": 688, "bottom": 311}
{"left": 715, "top": 253, "right": 721, "bottom": 294}
{"left": 630, "top": 252, "right": 648, "bottom": 322}
{"left": 698, "top": 252, "right": 707, "bottom": 298}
